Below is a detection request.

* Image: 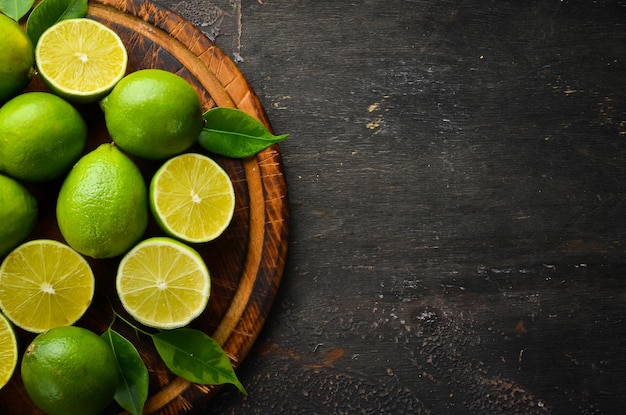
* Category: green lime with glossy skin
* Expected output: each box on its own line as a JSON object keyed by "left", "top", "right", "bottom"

{"left": 56, "top": 143, "right": 148, "bottom": 258}
{"left": 0, "top": 174, "right": 37, "bottom": 258}
{"left": 21, "top": 326, "right": 120, "bottom": 415}
{"left": 0, "top": 92, "right": 87, "bottom": 182}
{"left": 100, "top": 69, "right": 204, "bottom": 160}
{"left": 0, "top": 13, "right": 35, "bottom": 103}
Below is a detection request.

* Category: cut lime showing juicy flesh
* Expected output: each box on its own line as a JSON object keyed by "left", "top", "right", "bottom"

{"left": 150, "top": 153, "right": 236, "bottom": 243}
{"left": 116, "top": 237, "right": 211, "bottom": 329}
{"left": 0, "top": 312, "right": 18, "bottom": 389}
{"left": 0, "top": 240, "right": 95, "bottom": 333}
{"left": 35, "top": 18, "right": 128, "bottom": 103}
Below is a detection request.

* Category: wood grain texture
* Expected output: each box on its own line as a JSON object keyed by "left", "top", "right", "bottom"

{"left": 0, "top": 1, "right": 288, "bottom": 414}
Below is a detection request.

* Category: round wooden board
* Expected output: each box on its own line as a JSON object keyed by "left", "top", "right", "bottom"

{"left": 0, "top": 0, "right": 289, "bottom": 413}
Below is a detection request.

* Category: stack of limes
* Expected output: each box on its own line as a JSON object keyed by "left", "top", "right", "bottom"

{"left": 0, "top": 11, "right": 239, "bottom": 414}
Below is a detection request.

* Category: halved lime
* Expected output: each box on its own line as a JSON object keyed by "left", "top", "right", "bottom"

{"left": 150, "top": 153, "right": 236, "bottom": 243}
{"left": 0, "top": 240, "right": 95, "bottom": 333}
{"left": 0, "top": 312, "right": 18, "bottom": 389}
{"left": 35, "top": 18, "right": 128, "bottom": 103}
{"left": 116, "top": 237, "right": 211, "bottom": 329}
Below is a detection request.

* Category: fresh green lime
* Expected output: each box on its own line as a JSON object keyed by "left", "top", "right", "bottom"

{"left": 0, "top": 13, "right": 35, "bottom": 103}
{"left": 0, "top": 174, "right": 38, "bottom": 258}
{"left": 56, "top": 143, "right": 148, "bottom": 258}
{"left": 100, "top": 68, "right": 204, "bottom": 160}
{"left": 21, "top": 325, "right": 119, "bottom": 415}
{"left": 0, "top": 92, "right": 87, "bottom": 182}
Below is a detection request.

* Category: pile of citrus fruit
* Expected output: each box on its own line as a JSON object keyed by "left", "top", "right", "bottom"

{"left": 0, "top": 13, "right": 236, "bottom": 415}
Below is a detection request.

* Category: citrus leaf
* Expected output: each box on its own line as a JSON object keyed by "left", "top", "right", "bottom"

{"left": 199, "top": 107, "right": 289, "bottom": 158}
{"left": 25, "top": 0, "right": 87, "bottom": 46}
{"left": 152, "top": 328, "right": 247, "bottom": 395}
{"left": 103, "top": 329, "right": 149, "bottom": 415}
{"left": 0, "top": 0, "right": 36, "bottom": 20}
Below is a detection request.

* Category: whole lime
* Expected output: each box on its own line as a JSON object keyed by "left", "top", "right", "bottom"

{"left": 0, "top": 174, "right": 37, "bottom": 258}
{"left": 100, "top": 68, "right": 204, "bottom": 160}
{"left": 56, "top": 143, "right": 148, "bottom": 258}
{"left": 21, "top": 325, "right": 119, "bottom": 415}
{"left": 0, "top": 92, "right": 87, "bottom": 182}
{"left": 0, "top": 13, "right": 35, "bottom": 103}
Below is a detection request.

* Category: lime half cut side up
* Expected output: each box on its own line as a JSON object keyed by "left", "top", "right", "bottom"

{"left": 116, "top": 237, "right": 211, "bottom": 330}
{"left": 150, "top": 153, "right": 236, "bottom": 243}
{"left": 0, "top": 312, "right": 18, "bottom": 389}
{"left": 0, "top": 239, "right": 95, "bottom": 333}
{"left": 35, "top": 18, "right": 128, "bottom": 103}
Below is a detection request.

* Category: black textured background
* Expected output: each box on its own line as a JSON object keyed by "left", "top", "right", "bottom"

{"left": 159, "top": 1, "right": 626, "bottom": 413}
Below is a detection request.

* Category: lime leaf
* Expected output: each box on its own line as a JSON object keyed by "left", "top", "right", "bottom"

{"left": 103, "top": 329, "right": 149, "bottom": 415}
{"left": 25, "top": 0, "right": 87, "bottom": 45}
{"left": 199, "top": 107, "right": 289, "bottom": 158}
{"left": 0, "top": 0, "right": 36, "bottom": 20}
{"left": 152, "top": 328, "right": 247, "bottom": 395}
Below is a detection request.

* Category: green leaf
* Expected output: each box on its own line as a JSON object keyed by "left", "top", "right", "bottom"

{"left": 152, "top": 328, "right": 247, "bottom": 395}
{"left": 103, "top": 329, "right": 149, "bottom": 415}
{"left": 0, "top": 0, "right": 36, "bottom": 21}
{"left": 199, "top": 107, "right": 289, "bottom": 158}
{"left": 26, "top": 0, "right": 88, "bottom": 46}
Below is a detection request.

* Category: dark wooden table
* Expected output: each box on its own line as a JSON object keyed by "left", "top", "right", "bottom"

{"left": 157, "top": 1, "right": 626, "bottom": 413}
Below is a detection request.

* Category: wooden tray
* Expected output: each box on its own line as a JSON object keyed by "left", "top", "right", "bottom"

{"left": 0, "top": 0, "right": 289, "bottom": 413}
